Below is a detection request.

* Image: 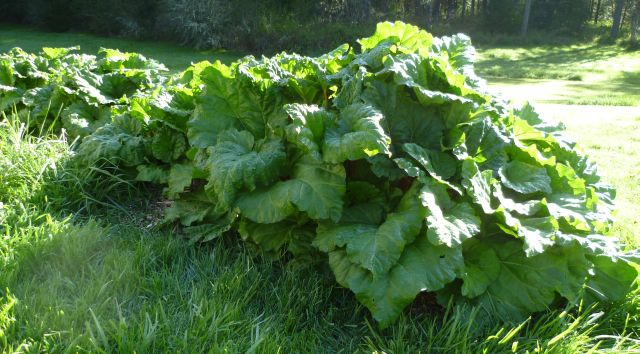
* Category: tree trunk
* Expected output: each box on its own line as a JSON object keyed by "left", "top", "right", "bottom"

{"left": 428, "top": 2, "right": 434, "bottom": 25}
{"left": 433, "top": 0, "right": 441, "bottom": 24}
{"left": 594, "top": 0, "right": 602, "bottom": 24}
{"left": 521, "top": 0, "right": 533, "bottom": 36}
{"left": 461, "top": 0, "right": 467, "bottom": 18}
{"left": 482, "top": 0, "right": 488, "bottom": 14}
{"left": 612, "top": 0, "right": 625, "bottom": 38}
{"left": 632, "top": 0, "right": 640, "bottom": 43}
{"left": 471, "top": 0, "right": 476, "bottom": 16}
{"left": 622, "top": 1, "right": 629, "bottom": 26}
{"left": 447, "top": 0, "right": 454, "bottom": 21}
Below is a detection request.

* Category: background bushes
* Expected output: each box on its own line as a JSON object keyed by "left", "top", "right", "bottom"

{"left": 0, "top": 0, "right": 632, "bottom": 53}
{"left": 0, "top": 0, "right": 388, "bottom": 53}
{"left": 159, "top": 0, "right": 230, "bottom": 49}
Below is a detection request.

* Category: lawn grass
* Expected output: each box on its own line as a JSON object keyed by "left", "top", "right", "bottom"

{"left": 476, "top": 44, "right": 640, "bottom": 106}
{"left": 486, "top": 78, "right": 640, "bottom": 107}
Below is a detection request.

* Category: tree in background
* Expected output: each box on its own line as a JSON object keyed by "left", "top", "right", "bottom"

{"left": 527, "top": 0, "right": 591, "bottom": 34}
{"left": 483, "top": 0, "right": 522, "bottom": 32}
{"left": 612, "top": 0, "right": 625, "bottom": 37}
{"left": 1, "top": 0, "right": 639, "bottom": 51}
{"left": 521, "top": 0, "right": 533, "bottom": 35}
{"left": 593, "top": 0, "right": 603, "bottom": 23}
{"left": 632, "top": 0, "right": 640, "bottom": 42}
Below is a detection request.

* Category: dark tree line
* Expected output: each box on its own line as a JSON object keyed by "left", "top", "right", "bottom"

{"left": 0, "top": 0, "right": 638, "bottom": 52}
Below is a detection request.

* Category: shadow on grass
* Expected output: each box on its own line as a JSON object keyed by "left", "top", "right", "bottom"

{"left": 0, "top": 139, "right": 371, "bottom": 352}
{"left": 476, "top": 44, "right": 626, "bottom": 81}
{"left": 620, "top": 71, "right": 640, "bottom": 86}
{"left": 0, "top": 202, "right": 371, "bottom": 352}
{"left": 487, "top": 77, "right": 640, "bottom": 106}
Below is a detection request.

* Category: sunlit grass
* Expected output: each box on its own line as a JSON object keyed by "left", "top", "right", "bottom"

{"left": 487, "top": 77, "right": 640, "bottom": 106}
{"left": 477, "top": 44, "right": 640, "bottom": 106}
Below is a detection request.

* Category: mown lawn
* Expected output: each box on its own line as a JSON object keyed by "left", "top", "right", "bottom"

{"left": 476, "top": 44, "right": 640, "bottom": 106}
{"left": 1, "top": 26, "right": 639, "bottom": 353}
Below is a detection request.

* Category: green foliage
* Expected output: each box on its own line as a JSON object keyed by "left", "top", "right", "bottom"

{"left": 483, "top": 0, "right": 523, "bottom": 33}
{"left": 530, "top": 0, "right": 592, "bottom": 34}
{"left": 0, "top": 46, "right": 169, "bottom": 139}
{"left": 159, "top": 0, "right": 230, "bottom": 50}
{"left": 1, "top": 30, "right": 640, "bottom": 353}
{"left": 1, "top": 21, "right": 637, "bottom": 329}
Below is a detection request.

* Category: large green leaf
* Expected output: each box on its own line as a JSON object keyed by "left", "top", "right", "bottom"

{"left": 323, "top": 103, "right": 391, "bottom": 163}
{"left": 452, "top": 117, "right": 510, "bottom": 171}
{"left": 234, "top": 182, "right": 296, "bottom": 224}
{"left": 517, "top": 217, "right": 560, "bottom": 256}
{"left": 151, "top": 126, "right": 187, "bottom": 163}
{"left": 164, "top": 194, "right": 216, "bottom": 227}
{"left": 329, "top": 235, "right": 463, "bottom": 328}
{"left": 382, "top": 54, "right": 471, "bottom": 105}
{"left": 420, "top": 181, "right": 480, "bottom": 248}
{"left": 431, "top": 34, "right": 485, "bottom": 89}
{"left": 187, "top": 62, "right": 286, "bottom": 147}
{"left": 285, "top": 103, "right": 332, "bottom": 159}
{"left": 285, "top": 102, "right": 391, "bottom": 164}
{"left": 493, "top": 183, "right": 542, "bottom": 217}
{"left": 470, "top": 238, "right": 590, "bottom": 322}
{"left": 236, "top": 158, "right": 346, "bottom": 223}
{"left": 183, "top": 212, "right": 237, "bottom": 243}
{"left": 543, "top": 195, "right": 592, "bottom": 233}
{"left": 239, "top": 218, "right": 316, "bottom": 255}
{"left": 460, "top": 239, "right": 500, "bottom": 298}
{"left": 586, "top": 254, "right": 638, "bottom": 302}
{"left": 136, "top": 164, "right": 169, "bottom": 184}
{"left": 60, "top": 101, "right": 111, "bottom": 138}
{"left": 76, "top": 123, "right": 146, "bottom": 167}
{"left": 202, "top": 129, "right": 286, "bottom": 210}
{"left": 403, "top": 143, "right": 456, "bottom": 179}
{"left": 547, "top": 162, "right": 587, "bottom": 196}
{"left": 0, "top": 60, "right": 15, "bottom": 86}
{"left": 166, "top": 163, "right": 194, "bottom": 199}
{"left": 359, "top": 21, "right": 434, "bottom": 56}
{"left": 42, "top": 46, "right": 80, "bottom": 60}
{"left": 322, "top": 184, "right": 427, "bottom": 275}
{"left": 362, "top": 79, "right": 445, "bottom": 152}
{"left": 461, "top": 160, "right": 495, "bottom": 214}
{"left": 73, "top": 72, "right": 115, "bottom": 105}
{"left": 499, "top": 160, "right": 552, "bottom": 195}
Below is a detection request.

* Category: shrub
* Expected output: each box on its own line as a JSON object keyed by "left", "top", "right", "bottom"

{"left": 159, "top": 0, "right": 230, "bottom": 50}
{"left": 2, "top": 22, "right": 637, "bottom": 329}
